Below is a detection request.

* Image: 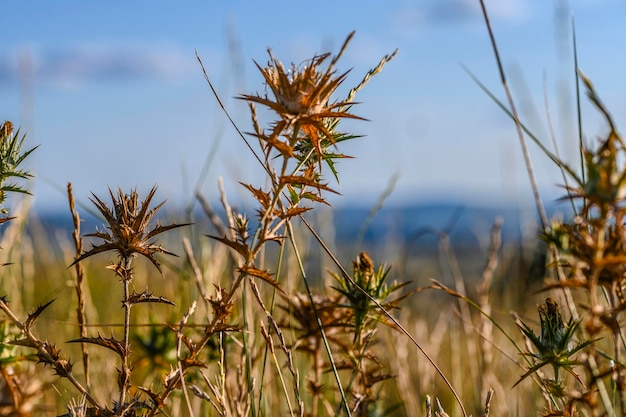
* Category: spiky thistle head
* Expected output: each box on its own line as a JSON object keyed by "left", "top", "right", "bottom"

{"left": 73, "top": 186, "right": 188, "bottom": 274}
{"left": 331, "top": 252, "right": 413, "bottom": 343}
{"left": 515, "top": 298, "right": 593, "bottom": 388}
{"left": 0, "top": 120, "right": 37, "bottom": 214}
{"left": 240, "top": 38, "right": 364, "bottom": 165}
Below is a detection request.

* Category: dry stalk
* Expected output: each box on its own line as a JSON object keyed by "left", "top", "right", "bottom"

{"left": 177, "top": 301, "right": 197, "bottom": 417}
{"left": 300, "top": 215, "right": 468, "bottom": 417}
{"left": 482, "top": 388, "right": 494, "bottom": 417}
{"left": 183, "top": 237, "right": 210, "bottom": 309}
{"left": 0, "top": 298, "right": 100, "bottom": 408}
{"left": 438, "top": 232, "right": 479, "bottom": 404}
{"left": 67, "top": 182, "right": 91, "bottom": 390}
{"left": 477, "top": 219, "right": 501, "bottom": 403}
{"left": 477, "top": 0, "right": 548, "bottom": 230}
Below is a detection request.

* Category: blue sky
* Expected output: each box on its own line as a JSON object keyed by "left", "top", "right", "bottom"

{"left": 2, "top": 1, "right": 626, "bottom": 213}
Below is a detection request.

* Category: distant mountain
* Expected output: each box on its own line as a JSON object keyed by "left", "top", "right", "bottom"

{"left": 332, "top": 199, "right": 572, "bottom": 247}
{"left": 31, "top": 198, "right": 573, "bottom": 249}
{"left": 25, "top": 198, "right": 574, "bottom": 289}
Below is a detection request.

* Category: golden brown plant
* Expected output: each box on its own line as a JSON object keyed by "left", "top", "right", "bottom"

{"left": 279, "top": 252, "right": 411, "bottom": 416}
{"left": 71, "top": 186, "right": 187, "bottom": 415}
{"left": 240, "top": 49, "right": 363, "bottom": 166}
{"left": 0, "top": 32, "right": 406, "bottom": 416}
{"left": 74, "top": 186, "right": 187, "bottom": 275}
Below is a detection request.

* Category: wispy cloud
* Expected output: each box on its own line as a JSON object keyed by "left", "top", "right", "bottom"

{"left": 425, "top": 0, "right": 529, "bottom": 23}
{"left": 0, "top": 41, "right": 197, "bottom": 89}
{"left": 392, "top": 0, "right": 530, "bottom": 37}
{"left": 425, "top": 0, "right": 478, "bottom": 22}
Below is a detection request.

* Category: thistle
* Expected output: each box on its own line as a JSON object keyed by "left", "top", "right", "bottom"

{"left": 73, "top": 186, "right": 188, "bottom": 275}
{"left": 331, "top": 252, "right": 413, "bottom": 343}
{"left": 515, "top": 298, "right": 592, "bottom": 390}
{"left": 240, "top": 49, "right": 363, "bottom": 167}
{"left": 0, "top": 120, "right": 37, "bottom": 214}
{"left": 72, "top": 186, "right": 188, "bottom": 412}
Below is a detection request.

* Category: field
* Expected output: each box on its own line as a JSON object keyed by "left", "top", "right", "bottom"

{"left": 2, "top": 3, "right": 626, "bottom": 417}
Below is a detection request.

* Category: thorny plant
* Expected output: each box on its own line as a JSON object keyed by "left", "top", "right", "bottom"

{"left": 473, "top": 74, "right": 626, "bottom": 417}
{"left": 514, "top": 298, "right": 592, "bottom": 395}
{"left": 0, "top": 119, "right": 42, "bottom": 417}
{"left": 0, "top": 34, "right": 417, "bottom": 417}
{"left": 0, "top": 121, "right": 36, "bottom": 215}
{"left": 530, "top": 77, "right": 626, "bottom": 416}
{"left": 428, "top": 78, "right": 626, "bottom": 416}
{"left": 427, "top": 2, "right": 626, "bottom": 416}
{"left": 6, "top": 12, "right": 623, "bottom": 417}
{"left": 8, "top": 6, "right": 626, "bottom": 416}
{"left": 70, "top": 186, "right": 189, "bottom": 415}
{"left": 0, "top": 184, "right": 188, "bottom": 416}
{"left": 183, "top": 32, "right": 406, "bottom": 417}
{"left": 279, "top": 253, "right": 413, "bottom": 416}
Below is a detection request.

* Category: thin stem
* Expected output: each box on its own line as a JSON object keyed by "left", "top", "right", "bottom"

{"left": 178, "top": 302, "right": 197, "bottom": 417}
{"left": 196, "top": 51, "right": 269, "bottom": 178}
{"left": 67, "top": 182, "right": 91, "bottom": 389}
{"left": 285, "top": 220, "right": 352, "bottom": 417}
{"left": 438, "top": 232, "right": 480, "bottom": 405}
{"left": 241, "top": 277, "right": 256, "bottom": 417}
{"left": 478, "top": 0, "right": 549, "bottom": 231}
{"left": 299, "top": 215, "right": 468, "bottom": 417}
{"left": 478, "top": 219, "right": 501, "bottom": 403}
{"left": 118, "top": 258, "right": 133, "bottom": 411}
{"left": 542, "top": 73, "right": 577, "bottom": 216}
{"left": 257, "top": 237, "right": 287, "bottom": 413}
{"left": 252, "top": 285, "right": 296, "bottom": 417}
{"left": 572, "top": 13, "right": 585, "bottom": 186}
{"left": 147, "top": 269, "right": 248, "bottom": 416}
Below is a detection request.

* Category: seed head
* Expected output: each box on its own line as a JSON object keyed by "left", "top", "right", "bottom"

{"left": 240, "top": 47, "right": 363, "bottom": 164}
{"left": 73, "top": 186, "right": 188, "bottom": 274}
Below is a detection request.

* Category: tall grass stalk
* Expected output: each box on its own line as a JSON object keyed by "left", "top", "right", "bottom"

{"left": 67, "top": 183, "right": 91, "bottom": 390}
{"left": 432, "top": 2, "right": 626, "bottom": 415}
{"left": 477, "top": 0, "right": 548, "bottom": 230}
{"left": 300, "top": 215, "right": 468, "bottom": 417}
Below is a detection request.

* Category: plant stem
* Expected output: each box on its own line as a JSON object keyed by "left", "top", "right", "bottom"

{"left": 285, "top": 220, "right": 352, "bottom": 417}
{"left": 119, "top": 257, "right": 133, "bottom": 412}
{"left": 68, "top": 182, "right": 91, "bottom": 389}
{"left": 300, "top": 215, "right": 468, "bottom": 417}
{"left": 0, "top": 299, "right": 101, "bottom": 409}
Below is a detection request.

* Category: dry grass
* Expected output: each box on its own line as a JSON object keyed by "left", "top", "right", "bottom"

{"left": 1, "top": 4, "right": 626, "bottom": 416}
{"left": 0, "top": 34, "right": 425, "bottom": 417}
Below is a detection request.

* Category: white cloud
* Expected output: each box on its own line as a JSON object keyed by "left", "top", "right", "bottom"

{"left": 0, "top": 41, "right": 199, "bottom": 89}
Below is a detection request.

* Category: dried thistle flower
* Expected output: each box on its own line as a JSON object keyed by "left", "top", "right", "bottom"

{"left": 240, "top": 46, "right": 364, "bottom": 165}
{"left": 73, "top": 186, "right": 188, "bottom": 274}
{"left": 564, "top": 73, "right": 626, "bottom": 214}
{"left": 280, "top": 291, "right": 350, "bottom": 354}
